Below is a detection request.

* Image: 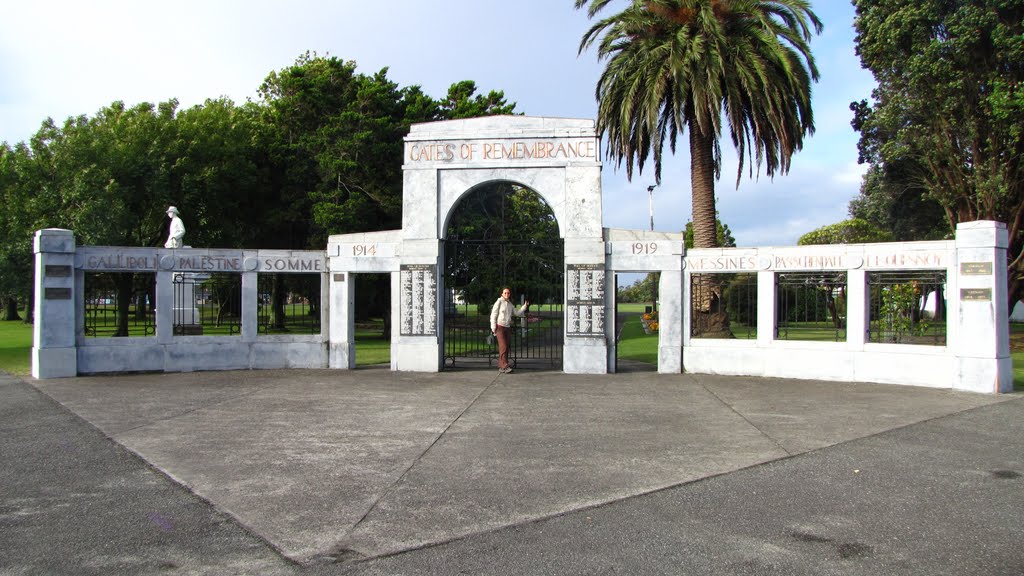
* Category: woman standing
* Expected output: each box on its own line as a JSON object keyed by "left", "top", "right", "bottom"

{"left": 490, "top": 287, "right": 529, "bottom": 373}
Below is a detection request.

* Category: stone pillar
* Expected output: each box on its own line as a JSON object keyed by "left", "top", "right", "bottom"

{"left": 328, "top": 271, "right": 355, "bottom": 369}
{"left": 240, "top": 271, "right": 258, "bottom": 342}
{"left": 155, "top": 268, "right": 175, "bottom": 344}
{"left": 604, "top": 269, "right": 618, "bottom": 372}
{"left": 953, "top": 221, "right": 1012, "bottom": 393}
{"left": 657, "top": 270, "right": 683, "bottom": 373}
{"left": 756, "top": 270, "right": 775, "bottom": 347}
{"left": 564, "top": 239, "right": 608, "bottom": 374}
{"left": 32, "top": 229, "right": 77, "bottom": 379}
{"left": 845, "top": 269, "right": 868, "bottom": 349}
{"left": 392, "top": 240, "right": 442, "bottom": 372}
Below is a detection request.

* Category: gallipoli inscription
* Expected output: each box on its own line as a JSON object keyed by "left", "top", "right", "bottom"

{"left": 400, "top": 264, "right": 437, "bottom": 336}
{"left": 84, "top": 253, "right": 159, "bottom": 271}
{"left": 566, "top": 264, "right": 605, "bottom": 337}
{"left": 406, "top": 138, "right": 597, "bottom": 164}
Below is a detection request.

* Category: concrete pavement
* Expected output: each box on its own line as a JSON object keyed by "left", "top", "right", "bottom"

{"left": 3, "top": 367, "right": 1022, "bottom": 574}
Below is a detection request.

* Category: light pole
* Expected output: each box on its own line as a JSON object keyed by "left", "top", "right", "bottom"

{"left": 646, "top": 184, "right": 658, "bottom": 312}
{"left": 646, "top": 185, "right": 657, "bottom": 231}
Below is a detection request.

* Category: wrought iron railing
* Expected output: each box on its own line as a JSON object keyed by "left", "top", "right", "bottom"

{"left": 776, "top": 271, "right": 847, "bottom": 342}
{"left": 83, "top": 272, "right": 156, "bottom": 338}
{"left": 690, "top": 273, "right": 757, "bottom": 339}
{"left": 257, "top": 273, "right": 321, "bottom": 335}
{"left": 173, "top": 273, "right": 241, "bottom": 336}
{"left": 867, "top": 270, "right": 946, "bottom": 345}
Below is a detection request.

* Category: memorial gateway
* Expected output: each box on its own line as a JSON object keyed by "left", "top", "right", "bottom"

{"left": 31, "top": 116, "right": 1012, "bottom": 394}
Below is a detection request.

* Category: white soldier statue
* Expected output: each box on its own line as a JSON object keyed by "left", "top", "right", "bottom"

{"left": 164, "top": 206, "right": 185, "bottom": 249}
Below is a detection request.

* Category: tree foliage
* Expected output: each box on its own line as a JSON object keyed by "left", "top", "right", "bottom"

{"left": 0, "top": 52, "right": 519, "bottom": 320}
{"left": 576, "top": 0, "right": 821, "bottom": 249}
{"left": 257, "top": 54, "right": 517, "bottom": 245}
{"left": 847, "top": 163, "right": 950, "bottom": 242}
{"left": 445, "top": 183, "right": 561, "bottom": 312}
{"left": 852, "top": 0, "right": 1024, "bottom": 302}
{"left": 797, "top": 218, "right": 894, "bottom": 246}
{"left": 0, "top": 143, "right": 35, "bottom": 320}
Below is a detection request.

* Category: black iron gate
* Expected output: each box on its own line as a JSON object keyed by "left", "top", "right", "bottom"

{"left": 443, "top": 238, "right": 564, "bottom": 370}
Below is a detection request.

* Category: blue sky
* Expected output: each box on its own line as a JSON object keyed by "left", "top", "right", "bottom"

{"left": 1, "top": 0, "right": 876, "bottom": 247}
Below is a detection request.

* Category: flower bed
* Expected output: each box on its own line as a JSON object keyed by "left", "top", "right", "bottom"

{"left": 641, "top": 312, "right": 659, "bottom": 334}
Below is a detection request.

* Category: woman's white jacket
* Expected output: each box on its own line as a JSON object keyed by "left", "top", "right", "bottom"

{"left": 490, "top": 297, "right": 528, "bottom": 331}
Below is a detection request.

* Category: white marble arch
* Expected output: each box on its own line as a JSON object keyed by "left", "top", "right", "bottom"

{"left": 390, "top": 116, "right": 607, "bottom": 373}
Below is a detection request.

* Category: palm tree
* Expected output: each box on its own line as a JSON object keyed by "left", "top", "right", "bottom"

{"left": 576, "top": 0, "right": 821, "bottom": 249}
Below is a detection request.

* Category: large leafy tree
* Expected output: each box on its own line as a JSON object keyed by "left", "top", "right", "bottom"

{"left": 576, "top": 0, "right": 821, "bottom": 249}
{"left": 257, "top": 54, "right": 518, "bottom": 245}
{"left": 0, "top": 143, "right": 36, "bottom": 321}
{"left": 169, "top": 98, "right": 271, "bottom": 248}
{"left": 847, "top": 163, "right": 950, "bottom": 242}
{"left": 439, "top": 80, "right": 518, "bottom": 119}
{"left": 30, "top": 101, "right": 178, "bottom": 247}
{"left": 21, "top": 98, "right": 269, "bottom": 335}
{"left": 851, "top": 0, "right": 1024, "bottom": 304}
{"left": 797, "top": 218, "right": 893, "bottom": 246}
{"left": 1, "top": 51, "right": 522, "bottom": 329}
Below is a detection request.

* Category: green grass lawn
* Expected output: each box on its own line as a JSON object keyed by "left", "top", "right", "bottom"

{"left": 0, "top": 316, "right": 32, "bottom": 375}
{"left": 616, "top": 313, "right": 659, "bottom": 364}
{"left": 354, "top": 321, "right": 390, "bottom": 365}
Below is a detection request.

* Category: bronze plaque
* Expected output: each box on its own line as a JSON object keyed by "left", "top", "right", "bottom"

{"left": 960, "top": 288, "right": 992, "bottom": 301}
{"left": 333, "top": 273, "right": 345, "bottom": 282}
{"left": 960, "top": 262, "right": 993, "bottom": 275}
{"left": 44, "top": 287, "right": 72, "bottom": 300}
{"left": 44, "top": 265, "right": 72, "bottom": 277}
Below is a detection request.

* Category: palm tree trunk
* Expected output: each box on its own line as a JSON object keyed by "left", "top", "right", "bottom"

{"left": 689, "top": 122, "right": 730, "bottom": 336}
{"left": 690, "top": 122, "right": 719, "bottom": 249}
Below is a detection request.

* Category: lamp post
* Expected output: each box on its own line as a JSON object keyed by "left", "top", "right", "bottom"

{"left": 646, "top": 185, "right": 657, "bottom": 231}
{"left": 646, "top": 184, "right": 658, "bottom": 312}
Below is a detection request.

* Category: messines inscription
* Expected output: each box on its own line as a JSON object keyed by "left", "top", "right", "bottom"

{"left": 566, "top": 264, "right": 605, "bottom": 337}
{"left": 400, "top": 264, "right": 437, "bottom": 336}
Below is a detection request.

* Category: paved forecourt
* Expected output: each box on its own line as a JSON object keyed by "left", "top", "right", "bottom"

{"left": 29, "top": 367, "right": 1013, "bottom": 566}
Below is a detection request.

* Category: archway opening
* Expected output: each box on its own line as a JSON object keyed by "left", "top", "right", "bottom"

{"left": 613, "top": 272, "right": 659, "bottom": 372}
{"left": 442, "top": 181, "right": 563, "bottom": 370}
{"left": 353, "top": 273, "right": 391, "bottom": 367}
